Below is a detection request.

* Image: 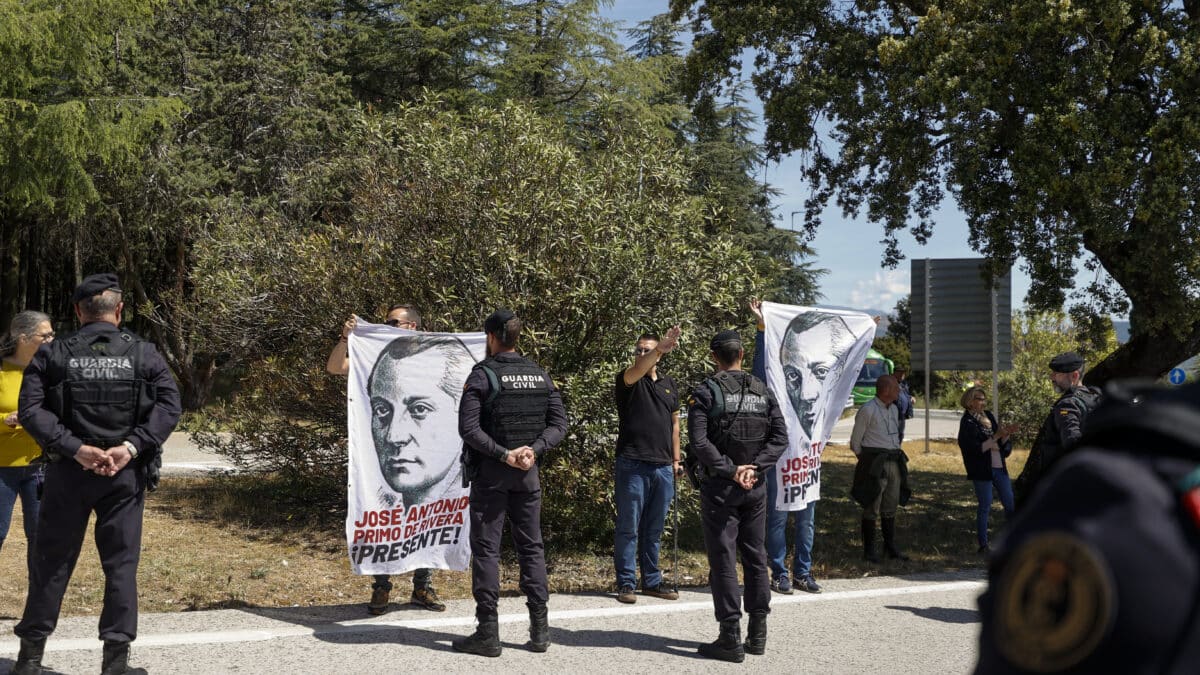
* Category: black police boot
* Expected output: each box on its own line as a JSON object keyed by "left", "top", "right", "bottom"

{"left": 12, "top": 637, "right": 46, "bottom": 675}
{"left": 698, "top": 619, "right": 745, "bottom": 663}
{"left": 452, "top": 615, "right": 502, "bottom": 657}
{"left": 744, "top": 612, "right": 767, "bottom": 655}
{"left": 527, "top": 601, "right": 550, "bottom": 652}
{"left": 882, "top": 517, "right": 910, "bottom": 561}
{"left": 100, "top": 640, "right": 147, "bottom": 675}
{"left": 862, "top": 518, "right": 880, "bottom": 563}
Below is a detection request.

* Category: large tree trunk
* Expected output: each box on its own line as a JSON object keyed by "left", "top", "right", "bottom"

{"left": 0, "top": 210, "right": 22, "bottom": 326}
{"left": 178, "top": 354, "right": 218, "bottom": 411}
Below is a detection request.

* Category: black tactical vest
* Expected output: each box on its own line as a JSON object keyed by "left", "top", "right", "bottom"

{"left": 1036, "top": 385, "right": 1103, "bottom": 454}
{"left": 703, "top": 370, "right": 771, "bottom": 466}
{"left": 479, "top": 356, "right": 551, "bottom": 449}
{"left": 47, "top": 329, "right": 152, "bottom": 448}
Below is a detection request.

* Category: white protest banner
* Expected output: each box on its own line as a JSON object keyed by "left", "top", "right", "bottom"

{"left": 345, "top": 319, "right": 486, "bottom": 575}
{"left": 763, "top": 302, "right": 875, "bottom": 511}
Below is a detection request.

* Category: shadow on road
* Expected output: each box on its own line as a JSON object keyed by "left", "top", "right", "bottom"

{"left": 234, "top": 602, "right": 437, "bottom": 626}
{"left": 885, "top": 605, "right": 979, "bottom": 624}
{"left": 551, "top": 627, "right": 709, "bottom": 659}
{"left": 224, "top": 603, "right": 709, "bottom": 658}
{"left": 0, "top": 658, "right": 68, "bottom": 674}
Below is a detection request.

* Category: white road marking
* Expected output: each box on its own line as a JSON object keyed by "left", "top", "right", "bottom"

{"left": 3, "top": 580, "right": 983, "bottom": 654}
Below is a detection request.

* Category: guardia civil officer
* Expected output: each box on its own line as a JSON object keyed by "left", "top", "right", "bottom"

{"left": 977, "top": 380, "right": 1200, "bottom": 673}
{"left": 453, "top": 309, "right": 567, "bottom": 657}
{"left": 12, "top": 273, "right": 181, "bottom": 675}
{"left": 687, "top": 330, "right": 788, "bottom": 662}
{"left": 1012, "top": 351, "right": 1102, "bottom": 507}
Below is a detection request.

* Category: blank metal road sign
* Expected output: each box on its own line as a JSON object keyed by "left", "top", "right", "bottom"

{"left": 910, "top": 258, "right": 1012, "bottom": 371}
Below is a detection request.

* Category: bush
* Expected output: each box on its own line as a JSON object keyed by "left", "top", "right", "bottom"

{"left": 191, "top": 100, "right": 773, "bottom": 548}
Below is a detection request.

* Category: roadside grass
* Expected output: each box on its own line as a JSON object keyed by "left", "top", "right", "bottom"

{"left": 0, "top": 440, "right": 1023, "bottom": 619}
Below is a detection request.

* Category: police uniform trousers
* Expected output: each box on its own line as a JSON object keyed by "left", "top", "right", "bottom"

{"left": 469, "top": 464, "right": 548, "bottom": 618}
{"left": 700, "top": 478, "right": 770, "bottom": 623}
{"left": 16, "top": 461, "right": 144, "bottom": 643}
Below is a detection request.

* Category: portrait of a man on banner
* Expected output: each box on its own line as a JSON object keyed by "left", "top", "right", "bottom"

{"left": 762, "top": 302, "right": 875, "bottom": 511}
{"left": 345, "top": 320, "right": 486, "bottom": 576}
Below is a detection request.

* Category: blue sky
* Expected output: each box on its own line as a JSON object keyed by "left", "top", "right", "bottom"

{"left": 602, "top": 0, "right": 1062, "bottom": 315}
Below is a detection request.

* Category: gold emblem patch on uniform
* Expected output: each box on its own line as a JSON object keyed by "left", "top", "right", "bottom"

{"left": 1060, "top": 409, "right": 1070, "bottom": 416}
{"left": 995, "top": 532, "right": 1114, "bottom": 672}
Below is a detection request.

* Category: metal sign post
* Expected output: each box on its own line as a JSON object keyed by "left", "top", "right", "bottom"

{"left": 924, "top": 259, "right": 931, "bottom": 455}
{"left": 991, "top": 285, "right": 1000, "bottom": 420}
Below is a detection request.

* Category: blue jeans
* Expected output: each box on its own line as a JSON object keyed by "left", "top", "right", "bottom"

{"left": 973, "top": 469, "right": 1015, "bottom": 547}
{"left": 613, "top": 456, "right": 673, "bottom": 590}
{"left": 0, "top": 464, "right": 41, "bottom": 574}
{"left": 766, "top": 474, "right": 816, "bottom": 579}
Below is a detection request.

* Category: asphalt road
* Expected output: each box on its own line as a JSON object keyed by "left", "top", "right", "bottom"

{"left": 0, "top": 571, "right": 986, "bottom": 674}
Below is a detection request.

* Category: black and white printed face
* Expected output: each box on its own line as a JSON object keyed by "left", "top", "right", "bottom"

{"left": 369, "top": 347, "right": 463, "bottom": 502}
{"left": 780, "top": 318, "right": 852, "bottom": 439}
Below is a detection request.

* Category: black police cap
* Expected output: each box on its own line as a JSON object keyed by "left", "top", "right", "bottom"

{"left": 709, "top": 329, "right": 742, "bottom": 352}
{"left": 483, "top": 308, "right": 516, "bottom": 335}
{"left": 71, "top": 273, "right": 122, "bottom": 304}
{"left": 1049, "top": 351, "right": 1085, "bottom": 373}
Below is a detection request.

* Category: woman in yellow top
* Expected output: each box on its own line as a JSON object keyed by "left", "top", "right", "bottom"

{"left": 0, "top": 310, "right": 54, "bottom": 573}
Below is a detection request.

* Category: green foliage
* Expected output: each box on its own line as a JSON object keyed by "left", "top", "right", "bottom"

{"left": 672, "top": 0, "right": 1200, "bottom": 379}
{"left": 873, "top": 295, "right": 912, "bottom": 373}
{"left": 886, "top": 296, "right": 911, "bottom": 342}
{"left": 94, "top": 0, "right": 352, "bottom": 408}
{"left": 193, "top": 100, "right": 770, "bottom": 546}
{"left": 0, "top": 0, "right": 183, "bottom": 217}
{"left": 872, "top": 335, "right": 909, "bottom": 374}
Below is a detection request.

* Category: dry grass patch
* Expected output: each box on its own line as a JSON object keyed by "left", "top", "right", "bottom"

{"left": 0, "top": 441, "right": 1024, "bottom": 618}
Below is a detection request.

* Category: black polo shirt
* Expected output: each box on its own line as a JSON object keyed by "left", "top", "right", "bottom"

{"left": 614, "top": 370, "right": 679, "bottom": 464}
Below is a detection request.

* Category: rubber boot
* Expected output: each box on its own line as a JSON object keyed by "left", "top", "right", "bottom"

{"left": 698, "top": 619, "right": 745, "bottom": 663}
{"left": 100, "top": 640, "right": 148, "bottom": 675}
{"left": 882, "top": 517, "right": 910, "bottom": 560}
{"left": 744, "top": 612, "right": 767, "bottom": 655}
{"left": 862, "top": 518, "right": 880, "bottom": 563}
{"left": 452, "top": 615, "right": 502, "bottom": 657}
{"left": 12, "top": 637, "right": 45, "bottom": 675}
{"left": 527, "top": 601, "right": 550, "bottom": 652}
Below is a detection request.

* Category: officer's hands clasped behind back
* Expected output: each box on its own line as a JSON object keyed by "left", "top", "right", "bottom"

{"left": 75, "top": 442, "right": 135, "bottom": 477}
{"left": 504, "top": 446, "right": 536, "bottom": 471}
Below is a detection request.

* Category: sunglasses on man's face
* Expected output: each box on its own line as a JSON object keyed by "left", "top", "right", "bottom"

{"left": 385, "top": 319, "right": 417, "bottom": 328}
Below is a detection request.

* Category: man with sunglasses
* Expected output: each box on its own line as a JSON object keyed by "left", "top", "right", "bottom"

{"left": 612, "top": 326, "right": 682, "bottom": 604}
{"left": 327, "top": 304, "right": 445, "bottom": 615}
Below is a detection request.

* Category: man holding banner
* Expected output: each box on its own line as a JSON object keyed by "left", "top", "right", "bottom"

{"left": 329, "top": 305, "right": 459, "bottom": 615}
{"left": 758, "top": 302, "right": 876, "bottom": 586}
{"left": 454, "top": 309, "right": 567, "bottom": 658}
